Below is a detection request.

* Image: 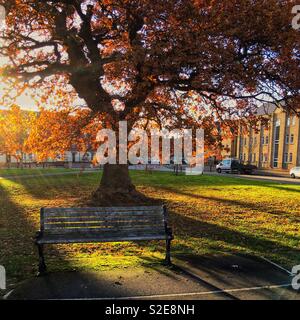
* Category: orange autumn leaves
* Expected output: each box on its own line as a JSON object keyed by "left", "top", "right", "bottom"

{"left": 0, "top": 105, "right": 36, "bottom": 163}
{"left": 26, "top": 108, "right": 103, "bottom": 162}
{"left": 0, "top": 0, "right": 299, "bottom": 163}
{"left": 0, "top": 106, "right": 103, "bottom": 162}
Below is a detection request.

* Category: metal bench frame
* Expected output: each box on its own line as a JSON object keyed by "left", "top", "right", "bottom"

{"left": 34, "top": 205, "right": 173, "bottom": 275}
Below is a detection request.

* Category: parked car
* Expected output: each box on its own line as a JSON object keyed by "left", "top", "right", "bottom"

{"left": 216, "top": 158, "right": 257, "bottom": 174}
{"left": 290, "top": 167, "right": 300, "bottom": 178}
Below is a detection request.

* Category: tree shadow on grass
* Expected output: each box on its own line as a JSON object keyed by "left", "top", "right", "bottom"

{"left": 151, "top": 185, "right": 300, "bottom": 265}
{"left": 0, "top": 180, "right": 170, "bottom": 300}
{"left": 268, "top": 184, "right": 300, "bottom": 194}
{"left": 2, "top": 173, "right": 300, "bottom": 263}
{"left": 2, "top": 173, "right": 101, "bottom": 202}
{"left": 1, "top": 172, "right": 300, "bottom": 299}
{"left": 0, "top": 180, "right": 93, "bottom": 297}
{"left": 3, "top": 170, "right": 296, "bottom": 200}
{"left": 0, "top": 177, "right": 177, "bottom": 299}
{"left": 0, "top": 176, "right": 236, "bottom": 300}
{"left": 158, "top": 184, "right": 300, "bottom": 219}
{"left": 169, "top": 209, "right": 300, "bottom": 258}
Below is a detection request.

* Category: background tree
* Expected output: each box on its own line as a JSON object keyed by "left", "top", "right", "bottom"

{"left": 26, "top": 107, "right": 103, "bottom": 162}
{"left": 0, "top": 105, "right": 36, "bottom": 166}
{"left": 0, "top": 0, "right": 299, "bottom": 204}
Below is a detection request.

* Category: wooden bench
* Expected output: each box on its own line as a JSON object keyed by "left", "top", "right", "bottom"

{"left": 34, "top": 205, "right": 173, "bottom": 274}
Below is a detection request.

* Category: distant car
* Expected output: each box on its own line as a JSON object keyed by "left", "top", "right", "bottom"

{"left": 216, "top": 158, "right": 257, "bottom": 174}
{"left": 216, "top": 158, "right": 234, "bottom": 173}
{"left": 290, "top": 167, "right": 300, "bottom": 178}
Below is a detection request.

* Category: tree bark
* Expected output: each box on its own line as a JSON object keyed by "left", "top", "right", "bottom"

{"left": 91, "top": 164, "right": 155, "bottom": 206}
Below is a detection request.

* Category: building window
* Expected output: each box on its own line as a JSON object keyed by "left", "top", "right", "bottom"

{"left": 289, "top": 153, "right": 293, "bottom": 163}
{"left": 284, "top": 153, "right": 288, "bottom": 163}
{"left": 287, "top": 117, "right": 290, "bottom": 127}
{"left": 261, "top": 136, "right": 264, "bottom": 145}
{"left": 274, "top": 126, "right": 280, "bottom": 143}
{"left": 290, "top": 134, "right": 294, "bottom": 144}
{"left": 253, "top": 153, "right": 256, "bottom": 163}
{"left": 285, "top": 134, "right": 289, "bottom": 144}
{"left": 244, "top": 138, "right": 247, "bottom": 146}
{"left": 265, "top": 136, "right": 269, "bottom": 144}
{"left": 292, "top": 116, "right": 296, "bottom": 126}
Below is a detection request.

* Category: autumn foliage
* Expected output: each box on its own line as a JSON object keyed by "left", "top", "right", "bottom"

{"left": 26, "top": 107, "right": 103, "bottom": 162}
{"left": 0, "top": 105, "right": 36, "bottom": 164}
{"left": 0, "top": 0, "right": 299, "bottom": 203}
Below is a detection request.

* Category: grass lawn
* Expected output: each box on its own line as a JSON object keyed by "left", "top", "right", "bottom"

{"left": 0, "top": 168, "right": 78, "bottom": 177}
{"left": 0, "top": 169, "right": 299, "bottom": 292}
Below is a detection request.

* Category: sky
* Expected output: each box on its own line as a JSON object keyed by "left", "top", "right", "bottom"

{"left": 0, "top": 23, "right": 38, "bottom": 111}
{"left": 0, "top": 79, "right": 39, "bottom": 111}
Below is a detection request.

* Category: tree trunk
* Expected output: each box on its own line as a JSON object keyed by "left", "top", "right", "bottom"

{"left": 91, "top": 164, "right": 155, "bottom": 206}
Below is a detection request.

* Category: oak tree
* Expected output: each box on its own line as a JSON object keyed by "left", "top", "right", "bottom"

{"left": 0, "top": 0, "right": 299, "bottom": 204}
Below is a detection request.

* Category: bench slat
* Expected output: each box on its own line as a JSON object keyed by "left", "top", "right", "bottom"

{"left": 44, "top": 226, "right": 165, "bottom": 234}
{"left": 44, "top": 206, "right": 162, "bottom": 211}
{"left": 43, "top": 206, "right": 163, "bottom": 215}
{"left": 37, "top": 234, "right": 169, "bottom": 244}
{"left": 43, "top": 211, "right": 163, "bottom": 218}
{"left": 44, "top": 220, "right": 163, "bottom": 229}
{"left": 44, "top": 212, "right": 162, "bottom": 220}
{"left": 44, "top": 216, "right": 163, "bottom": 223}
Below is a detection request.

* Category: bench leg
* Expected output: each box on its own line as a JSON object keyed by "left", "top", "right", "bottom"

{"left": 165, "top": 238, "right": 172, "bottom": 266}
{"left": 36, "top": 243, "right": 47, "bottom": 276}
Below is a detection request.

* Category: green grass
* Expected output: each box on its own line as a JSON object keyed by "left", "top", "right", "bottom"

{"left": 0, "top": 168, "right": 78, "bottom": 176}
{"left": 0, "top": 170, "right": 299, "bottom": 292}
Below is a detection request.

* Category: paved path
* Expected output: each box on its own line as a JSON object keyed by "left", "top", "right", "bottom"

{"left": 4, "top": 254, "right": 299, "bottom": 300}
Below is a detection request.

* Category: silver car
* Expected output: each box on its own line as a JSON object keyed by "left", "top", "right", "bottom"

{"left": 290, "top": 167, "right": 300, "bottom": 178}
